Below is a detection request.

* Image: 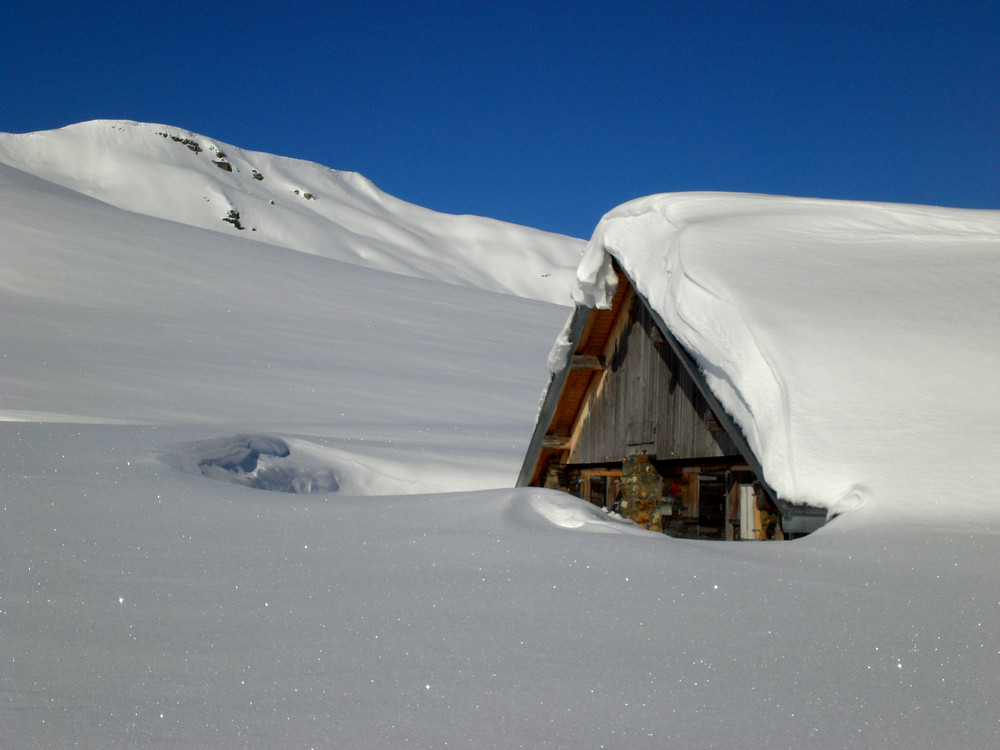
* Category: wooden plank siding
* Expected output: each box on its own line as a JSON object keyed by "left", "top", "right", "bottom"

{"left": 567, "top": 287, "right": 740, "bottom": 465}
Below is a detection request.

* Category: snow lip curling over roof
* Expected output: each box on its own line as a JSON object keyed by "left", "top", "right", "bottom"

{"left": 567, "top": 191, "right": 1000, "bottom": 524}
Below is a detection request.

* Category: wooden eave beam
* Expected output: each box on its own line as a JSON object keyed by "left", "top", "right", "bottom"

{"left": 568, "top": 354, "right": 604, "bottom": 371}
{"left": 541, "top": 435, "right": 571, "bottom": 449}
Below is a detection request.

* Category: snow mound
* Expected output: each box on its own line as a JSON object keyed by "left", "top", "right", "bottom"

{"left": 507, "top": 488, "right": 652, "bottom": 534}
{"left": 0, "top": 120, "right": 582, "bottom": 303}
{"left": 5, "top": 129, "right": 1000, "bottom": 749}
{"left": 575, "top": 192, "right": 1000, "bottom": 521}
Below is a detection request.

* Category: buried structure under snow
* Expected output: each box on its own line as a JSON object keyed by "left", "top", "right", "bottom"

{"left": 517, "top": 262, "right": 825, "bottom": 540}
{"left": 518, "top": 191, "right": 1000, "bottom": 540}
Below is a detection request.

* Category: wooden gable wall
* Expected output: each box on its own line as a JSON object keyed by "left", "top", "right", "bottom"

{"left": 568, "top": 286, "right": 741, "bottom": 465}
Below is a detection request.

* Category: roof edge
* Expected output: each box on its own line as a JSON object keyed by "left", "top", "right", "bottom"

{"left": 516, "top": 305, "right": 590, "bottom": 487}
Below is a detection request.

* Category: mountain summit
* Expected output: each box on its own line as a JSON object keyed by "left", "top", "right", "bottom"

{"left": 0, "top": 120, "right": 581, "bottom": 303}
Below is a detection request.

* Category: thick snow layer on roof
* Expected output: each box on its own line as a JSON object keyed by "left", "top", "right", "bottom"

{"left": 575, "top": 192, "right": 1000, "bottom": 520}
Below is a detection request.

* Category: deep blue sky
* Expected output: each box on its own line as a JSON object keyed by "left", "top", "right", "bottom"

{"left": 3, "top": 0, "right": 997, "bottom": 238}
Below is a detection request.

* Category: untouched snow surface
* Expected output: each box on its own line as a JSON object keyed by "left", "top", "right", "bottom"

{"left": 575, "top": 192, "right": 1000, "bottom": 521}
{"left": 2, "top": 128, "right": 1000, "bottom": 748}
{"left": 0, "top": 159, "right": 565, "bottom": 493}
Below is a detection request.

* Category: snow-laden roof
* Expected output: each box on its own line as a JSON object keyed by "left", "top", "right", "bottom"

{"left": 573, "top": 192, "right": 1000, "bottom": 521}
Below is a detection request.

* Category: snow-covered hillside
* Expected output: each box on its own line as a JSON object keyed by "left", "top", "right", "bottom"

{"left": 2, "top": 126, "right": 999, "bottom": 748}
{"left": 0, "top": 120, "right": 582, "bottom": 303}
{"left": 0, "top": 158, "right": 567, "bottom": 493}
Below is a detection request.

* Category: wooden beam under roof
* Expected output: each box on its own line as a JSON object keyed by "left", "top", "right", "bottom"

{"left": 569, "top": 354, "right": 604, "bottom": 371}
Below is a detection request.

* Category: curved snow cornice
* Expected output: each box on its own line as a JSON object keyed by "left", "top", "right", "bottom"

{"left": 0, "top": 120, "right": 581, "bottom": 303}
{"left": 574, "top": 192, "right": 1000, "bottom": 520}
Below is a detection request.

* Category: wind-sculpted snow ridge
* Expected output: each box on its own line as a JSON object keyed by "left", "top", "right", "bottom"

{"left": 574, "top": 192, "right": 1000, "bottom": 521}
{"left": 505, "top": 488, "right": 653, "bottom": 535}
{"left": 0, "top": 120, "right": 582, "bottom": 303}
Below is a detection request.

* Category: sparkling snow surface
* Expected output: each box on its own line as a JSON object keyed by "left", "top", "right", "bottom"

{"left": 575, "top": 192, "right": 1000, "bottom": 521}
{"left": 2, "top": 127, "right": 999, "bottom": 748}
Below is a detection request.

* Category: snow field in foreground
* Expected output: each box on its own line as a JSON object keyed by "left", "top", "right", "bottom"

{"left": 4, "top": 422, "right": 999, "bottom": 748}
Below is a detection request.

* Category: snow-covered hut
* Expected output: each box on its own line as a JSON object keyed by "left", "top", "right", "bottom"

{"left": 518, "top": 193, "right": 1000, "bottom": 540}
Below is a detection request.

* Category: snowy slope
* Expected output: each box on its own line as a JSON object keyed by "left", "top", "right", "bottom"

{"left": 0, "top": 160, "right": 567, "bottom": 493}
{"left": 575, "top": 192, "right": 1000, "bottom": 522}
{"left": 2, "top": 134, "right": 999, "bottom": 748}
{"left": 0, "top": 120, "right": 582, "bottom": 303}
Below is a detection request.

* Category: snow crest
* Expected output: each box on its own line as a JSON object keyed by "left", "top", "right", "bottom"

{"left": 505, "top": 489, "right": 651, "bottom": 534}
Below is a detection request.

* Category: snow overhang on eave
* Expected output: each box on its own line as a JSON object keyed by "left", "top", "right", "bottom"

{"left": 635, "top": 293, "right": 827, "bottom": 534}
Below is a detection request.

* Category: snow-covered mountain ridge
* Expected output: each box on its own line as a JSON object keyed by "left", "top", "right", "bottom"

{"left": 0, "top": 120, "right": 582, "bottom": 303}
